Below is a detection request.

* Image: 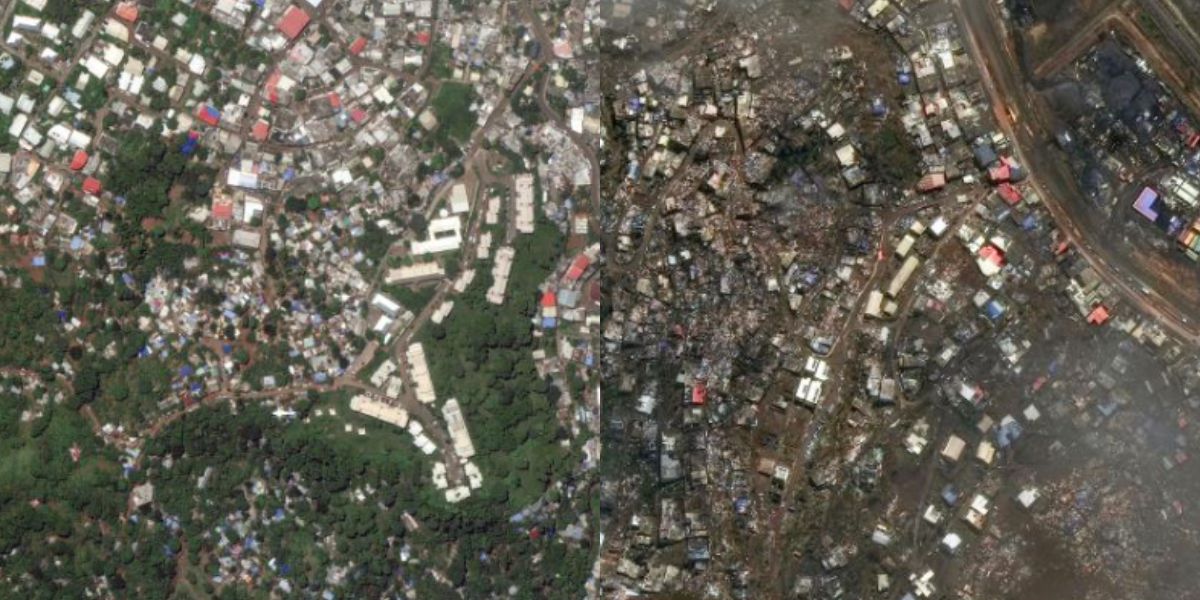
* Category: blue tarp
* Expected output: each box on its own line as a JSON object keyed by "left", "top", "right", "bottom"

{"left": 941, "top": 484, "right": 959, "bottom": 506}
{"left": 870, "top": 97, "right": 887, "bottom": 117}
{"left": 984, "top": 300, "right": 1005, "bottom": 321}
{"left": 996, "top": 420, "right": 1023, "bottom": 448}
{"left": 180, "top": 132, "right": 200, "bottom": 155}
{"left": 734, "top": 497, "right": 750, "bottom": 514}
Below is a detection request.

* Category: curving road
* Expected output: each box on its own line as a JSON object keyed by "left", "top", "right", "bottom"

{"left": 955, "top": 0, "right": 1200, "bottom": 343}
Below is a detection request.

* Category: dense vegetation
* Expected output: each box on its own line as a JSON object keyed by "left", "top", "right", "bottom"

{"left": 431, "top": 82, "right": 478, "bottom": 146}
{"left": 0, "top": 386, "right": 589, "bottom": 598}
{"left": 103, "top": 128, "right": 217, "bottom": 283}
{"left": 862, "top": 118, "right": 919, "bottom": 185}
{"left": 0, "top": 384, "right": 131, "bottom": 598}
{"left": 0, "top": 18, "right": 594, "bottom": 594}
{"left": 0, "top": 276, "right": 70, "bottom": 371}
{"left": 421, "top": 216, "right": 579, "bottom": 512}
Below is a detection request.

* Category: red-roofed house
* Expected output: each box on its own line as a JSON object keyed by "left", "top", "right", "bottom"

{"left": 979, "top": 244, "right": 1005, "bottom": 267}
{"left": 997, "top": 182, "right": 1022, "bottom": 205}
{"left": 414, "top": 31, "right": 431, "bottom": 46}
{"left": 277, "top": 6, "right": 311, "bottom": 40}
{"left": 251, "top": 120, "right": 270, "bottom": 142}
{"left": 349, "top": 36, "right": 367, "bottom": 55}
{"left": 540, "top": 291, "right": 556, "bottom": 308}
{"left": 552, "top": 39, "right": 574, "bottom": 59}
{"left": 115, "top": 1, "right": 139, "bottom": 22}
{"left": 977, "top": 244, "right": 1006, "bottom": 276}
{"left": 211, "top": 198, "right": 234, "bottom": 230}
{"left": 328, "top": 92, "right": 342, "bottom": 110}
{"left": 69, "top": 150, "right": 88, "bottom": 171}
{"left": 917, "top": 172, "right": 946, "bottom": 193}
{"left": 587, "top": 280, "right": 601, "bottom": 304}
{"left": 212, "top": 198, "right": 234, "bottom": 221}
{"left": 350, "top": 108, "right": 367, "bottom": 123}
{"left": 82, "top": 177, "right": 102, "bottom": 195}
{"left": 196, "top": 105, "right": 220, "bottom": 127}
{"left": 1087, "top": 305, "right": 1110, "bottom": 325}
{"left": 691, "top": 381, "right": 708, "bottom": 405}
{"left": 988, "top": 163, "right": 1011, "bottom": 183}
{"left": 264, "top": 70, "right": 282, "bottom": 103}
{"left": 564, "top": 254, "right": 591, "bottom": 283}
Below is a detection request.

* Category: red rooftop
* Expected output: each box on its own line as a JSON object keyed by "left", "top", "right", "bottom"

{"left": 82, "top": 177, "right": 102, "bottom": 195}
{"left": 277, "top": 6, "right": 311, "bottom": 40}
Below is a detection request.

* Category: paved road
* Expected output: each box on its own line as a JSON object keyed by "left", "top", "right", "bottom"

{"left": 1141, "top": 0, "right": 1200, "bottom": 87}
{"left": 756, "top": 195, "right": 967, "bottom": 595}
{"left": 1030, "top": 1, "right": 1124, "bottom": 79}
{"left": 955, "top": 0, "right": 1200, "bottom": 343}
{"left": 521, "top": 0, "right": 603, "bottom": 232}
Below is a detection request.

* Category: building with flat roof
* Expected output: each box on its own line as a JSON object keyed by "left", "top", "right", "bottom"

{"left": 442, "top": 398, "right": 476, "bottom": 459}
{"left": 349, "top": 394, "right": 409, "bottom": 428}
{"left": 411, "top": 215, "right": 462, "bottom": 255}
{"left": 887, "top": 256, "right": 920, "bottom": 298}
{"left": 1133, "top": 187, "right": 1160, "bottom": 222}
{"left": 277, "top": 5, "right": 310, "bottom": 40}
{"left": 486, "top": 246, "right": 515, "bottom": 304}
{"left": 514, "top": 173, "right": 535, "bottom": 234}
{"left": 448, "top": 183, "right": 470, "bottom": 214}
{"left": 232, "top": 229, "right": 261, "bottom": 249}
{"left": 406, "top": 343, "right": 437, "bottom": 404}
{"left": 385, "top": 262, "right": 444, "bottom": 284}
{"left": 370, "top": 292, "right": 403, "bottom": 317}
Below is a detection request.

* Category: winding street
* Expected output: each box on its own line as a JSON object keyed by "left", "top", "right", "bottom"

{"left": 955, "top": 0, "right": 1200, "bottom": 344}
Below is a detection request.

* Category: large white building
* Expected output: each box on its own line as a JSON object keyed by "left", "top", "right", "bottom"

{"left": 349, "top": 394, "right": 409, "bottom": 428}
{"left": 442, "top": 398, "right": 476, "bottom": 459}
{"left": 384, "top": 261, "right": 444, "bottom": 284}
{"left": 514, "top": 174, "right": 535, "bottom": 234}
{"left": 486, "top": 246, "right": 515, "bottom": 305}
{"left": 411, "top": 215, "right": 463, "bottom": 255}
{"left": 448, "top": 183, "right": 470, "bottom": 214}
{"left": 405, "top": 343, "right": 437, "bottom": 404}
